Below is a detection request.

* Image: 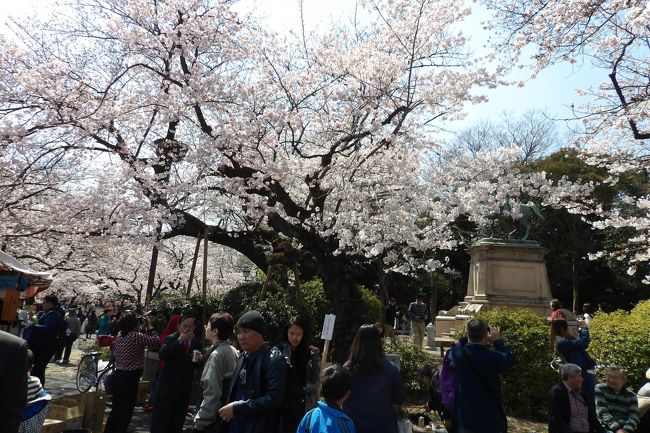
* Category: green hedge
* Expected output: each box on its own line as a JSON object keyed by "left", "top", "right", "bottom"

{"left": 149, "top": 279, "right": 336, "bottom": 348}
{"left": 589, "top": 299, "right": 650, "bottom": 389}
{"left": 297, "top": 278, "right": 332, "bottom": 345}
{"left": 473, "top": 309, "right": 557, "bottom": 420}
{"left": 220, "top": 281, "right": 297, "bottom": 344}
{"left": 358, "top": 285, "right": 383, "bottom": 325}
{"left": 385, "top": 338, "right": 432, "bottom": 395}
{"left": 148, "top": 279, "right": 389, "bottom": 358}
{"left": 148, "top": 292, "right": 221, "bottom": 333}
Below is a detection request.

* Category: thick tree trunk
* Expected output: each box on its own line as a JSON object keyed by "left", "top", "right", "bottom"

{"left": 319, "top": 258, "right": 372, "bottom": 363}
{"left": 145, "top": 244, "right": 159, "bottom": 306}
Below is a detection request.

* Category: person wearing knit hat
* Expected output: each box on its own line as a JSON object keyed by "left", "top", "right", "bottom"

{"left": 219, "top": 311, "right": 287, "bottom": 433}
{"left": 236, "top": 310, "right": 265, "bottom": 336}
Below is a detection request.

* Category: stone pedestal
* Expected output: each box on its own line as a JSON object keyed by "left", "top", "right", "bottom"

{"left": 435, "top": 240, "right": 553, "bottom": 339}
{"left": 462, "top": 240, "right": 552, "bottom": 315}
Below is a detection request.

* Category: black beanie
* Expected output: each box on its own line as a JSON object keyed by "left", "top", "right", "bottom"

{"left": 236, "top": 310, "right": 265, "bottom": 335}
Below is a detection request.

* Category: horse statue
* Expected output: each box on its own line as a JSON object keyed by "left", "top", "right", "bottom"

{"left": 481, "top": 196, "right": 544, "bottom": 241}
{"left": 502, "top": 196, "right": 544, "bottom": 240}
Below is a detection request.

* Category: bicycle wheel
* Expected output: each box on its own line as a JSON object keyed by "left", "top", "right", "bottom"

{"left": 97, "top": 363, "right": 115, "bottom": 393}
{"left": 76, "top": 354, "right": 97, "bottom": 393}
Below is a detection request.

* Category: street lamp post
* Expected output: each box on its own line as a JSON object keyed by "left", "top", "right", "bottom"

{"left": 241, "top": 267, "right": 251, "bottom": 282}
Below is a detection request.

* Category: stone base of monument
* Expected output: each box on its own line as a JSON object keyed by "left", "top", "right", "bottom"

{"left": 435, "top": 240, "right": 555, "bottom": 341}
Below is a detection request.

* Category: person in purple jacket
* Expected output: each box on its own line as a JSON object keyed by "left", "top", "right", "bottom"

{"left": 439, "top": 336, "right": 467, "bottom": 433}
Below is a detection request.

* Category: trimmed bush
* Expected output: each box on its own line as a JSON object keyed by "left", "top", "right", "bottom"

{"left": 148, "top": 291, "right": 222, "bottom": 333}
{"left": 385, "top": 338, "right": 432, "bottom": 396}
{"left": 358, "top": 285, "right": 383, "bottom": 325}
{"left": 472, "top": 309, "right": 557, "bottom": 420}
{"left": 298, "top": 278, "right": 332, "bottom": 346}
{"left": 220, "top": 281, "right": 297, "bottom": 344}
{"left": 589, "top": 299, "right": 650, "bottom": 389}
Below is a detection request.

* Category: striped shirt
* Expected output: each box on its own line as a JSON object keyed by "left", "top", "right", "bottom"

{"left": 595, "top": 383, "right": 639, "bottom": 432}
{"left": 27, "top": 375, "right": 44, "bottom": 403}
{"left": 112, "top": 331, "right": 159, "bottom": 371}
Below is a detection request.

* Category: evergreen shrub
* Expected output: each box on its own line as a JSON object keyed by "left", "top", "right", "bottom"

{"left": 358, "top": 285, "right": 383, "bottom": 325}
{"left": 298, "top": 278, "right": 332, "bottom": 345}
{"left": 385, "top": 338, "right": 431, "bottom": 395}
{"left": 473, "top": 309, "right": 556, "bottom": 420}
{"left": 220, "top": 281, "right": 297, "bottom": 344}
{"left": 149, "top": 291, "right": 221, "bottom": 332}
{"left": 589, "top": 299, "right": 650, "bottom": 389}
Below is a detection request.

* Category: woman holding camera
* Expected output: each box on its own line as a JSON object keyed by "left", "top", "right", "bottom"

{"left": 550, "top": 318, "right": 597, "bottom": 406}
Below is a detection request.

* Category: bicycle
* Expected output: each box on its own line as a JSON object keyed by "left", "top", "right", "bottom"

{"left": 76, "top": 351, "right": 115, "bottom": 393}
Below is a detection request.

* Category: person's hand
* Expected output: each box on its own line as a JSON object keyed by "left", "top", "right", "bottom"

{"left": 577, "top": 319, "right": 586, "bottom": 329}
{"left": 615, "top": 429, "right": 627, "bottom": 433}
{"left": 178, "top": 331, "right": 194, "bottom": 343}
{"left": 487, "top": 326, "right": 501, "bottom": 342}
{"left": 309, "top": 345, "right": 319, "bottom": 355}
{"left": 219, "top": 402, "right": 235, "bottom": 422}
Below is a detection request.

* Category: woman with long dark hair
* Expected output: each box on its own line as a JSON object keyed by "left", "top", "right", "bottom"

{"left": 103, "top": 312, "right": 159, "bottom": 433}
{"left": 276, "top": 315, "right": 320, "bottom": 433}
{"left": 343, "top": 324, "right": 405, "bottom": 433}
{"left": 550, "top": 318, "right": 597, "bottom": 406}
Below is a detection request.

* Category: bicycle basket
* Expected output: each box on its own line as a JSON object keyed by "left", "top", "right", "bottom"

{"left": 97, "top": 335, "right": 115, "bottom": 348}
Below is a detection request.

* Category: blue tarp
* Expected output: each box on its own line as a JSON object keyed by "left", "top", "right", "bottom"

{"left": 0, "top": 274, "right": 30, "bottom": 291}
{"left": 0, "top": 251, "right": 52, "bottom": 292}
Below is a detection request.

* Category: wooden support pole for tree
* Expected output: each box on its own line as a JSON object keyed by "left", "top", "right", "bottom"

{"left": 292, "top": 263, "right": 302, "bottom": 304}
{"left": 202, "top": 228, "right": 209, "bottom": 303}
{"left": 260, "top": 265, "right": 274, "bottom": 300}
{"left": 144, "top": 224, "right": 162, "bottom": 306}
{"left": 186, "top": 234, "right": 202, "bottom": 298}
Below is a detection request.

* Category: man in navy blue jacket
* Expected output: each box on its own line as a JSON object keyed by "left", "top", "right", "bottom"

{"left": 448, "top": 318, "right": 514, "bottom": 433}
{"left": 26, "top": 295, "right": 64, "bottom": 385}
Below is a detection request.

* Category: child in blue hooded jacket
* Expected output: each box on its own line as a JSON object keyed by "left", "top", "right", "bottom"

{"left": 297, "top": 364, "right": 356, "bottom": 433}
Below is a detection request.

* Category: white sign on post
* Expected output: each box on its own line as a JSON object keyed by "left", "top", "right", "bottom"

{"left": 320, "top": 314, "right": 336, "bottom": 340}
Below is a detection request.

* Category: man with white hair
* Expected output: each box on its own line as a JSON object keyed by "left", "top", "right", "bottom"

{"left": 595, "top": 367, "right": 639, "bottom": 433}
{"left": 548, "top": 363, "right": 605, "bottom": 433}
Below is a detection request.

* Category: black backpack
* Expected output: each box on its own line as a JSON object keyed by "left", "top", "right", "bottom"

{"left": 428, "top": 366, "right": 446, "bottom": 414}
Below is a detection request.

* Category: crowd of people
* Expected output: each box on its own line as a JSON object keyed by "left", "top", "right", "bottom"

{"left": 415, "top": 300, "right": 647, "bottom": 433}
{"left": 1, "top": 294, "right": 649, "bottom": 433}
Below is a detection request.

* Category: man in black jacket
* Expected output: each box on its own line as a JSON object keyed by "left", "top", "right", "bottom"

{"left": 549, "top": 363, "right": 605, "bottom": 433}
{"left": 26, "top": 294, "right": 64, "bottom": 385}
{"left": 383, "top": 297, "right": 399, "bottom": 339}
{"left": 0, "top": 329, "right": 28, "bottom": 433}
{"left": 219, "top": 310, "right": 287, "bottom": 433}
{"left": 150, "top": 314, "right": 203, "bottom": 433}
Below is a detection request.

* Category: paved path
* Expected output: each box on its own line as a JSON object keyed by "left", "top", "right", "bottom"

{"left": 42, "top": 338, "right": 195, "bottom": 433}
